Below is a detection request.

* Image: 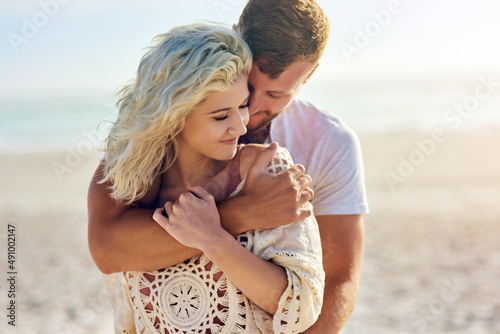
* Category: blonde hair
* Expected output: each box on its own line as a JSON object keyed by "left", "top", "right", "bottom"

{"left": 101, "top": 22, "right": 252, "bottom": 204}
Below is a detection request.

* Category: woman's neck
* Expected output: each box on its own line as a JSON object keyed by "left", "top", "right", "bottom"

{"left": 163, "top": 151, "right": 229, "bottom": 197}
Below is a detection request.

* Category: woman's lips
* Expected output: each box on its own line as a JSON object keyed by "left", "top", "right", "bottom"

{"left": 221, "top": 137, "right": 238, "bottom": 145}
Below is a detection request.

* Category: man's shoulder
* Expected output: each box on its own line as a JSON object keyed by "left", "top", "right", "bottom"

{"left": 278, "top": 99, "right": 358, "bottom": 144}
{"left": 287, "top": 99, "right": 332, "bottom": 120}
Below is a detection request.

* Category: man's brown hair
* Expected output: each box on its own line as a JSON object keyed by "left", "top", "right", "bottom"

{"left": 238, "top": 0, "right": 330, "bottom": 79}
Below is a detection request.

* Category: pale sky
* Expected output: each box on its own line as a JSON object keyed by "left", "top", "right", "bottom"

{"left": 1, "top": 0, "right": 499, "bottom": 100}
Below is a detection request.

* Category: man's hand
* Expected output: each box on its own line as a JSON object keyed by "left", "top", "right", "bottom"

{"left": 219, "top": 143, "right": 314, "bottom": 235}
{"left": 88, "top": 143, "right": 314, "bottom": 273}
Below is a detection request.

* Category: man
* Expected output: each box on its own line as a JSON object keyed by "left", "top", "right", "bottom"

{"left": 236, "top": 1, "right": 368, "bottom": 332}
{"left": 88, "top": 0, "right": 368, "bottom": 332}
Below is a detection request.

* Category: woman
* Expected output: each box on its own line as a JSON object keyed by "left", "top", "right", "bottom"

{"left": 99, "top": 23, "right": 324, "bottom": 333}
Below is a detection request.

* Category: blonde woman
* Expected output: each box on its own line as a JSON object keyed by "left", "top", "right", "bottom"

{"left": 97, "top": 23, "right": 324, "bottom": 333}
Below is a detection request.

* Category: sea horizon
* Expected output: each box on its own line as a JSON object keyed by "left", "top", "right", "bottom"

{"left": 2, "top": 72, "right": 499, "bottom": 153}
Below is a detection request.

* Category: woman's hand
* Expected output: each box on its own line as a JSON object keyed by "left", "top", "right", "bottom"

{"left": 153, "top": 185, "right": 227, "bottom": 251}
{"left": 154, "top": 184, "right": 289, "bottom": 316}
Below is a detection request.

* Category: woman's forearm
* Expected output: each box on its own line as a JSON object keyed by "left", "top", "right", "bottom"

{"left": 151, "top": 185, "right": 288, "bottom": 314}
{"left": 202, "top": 232, "right": 288, "bottom": 315}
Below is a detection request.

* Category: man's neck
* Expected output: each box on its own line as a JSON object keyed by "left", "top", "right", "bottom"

{"left": 239, "top": 124, "right": 271, "bottom": 144}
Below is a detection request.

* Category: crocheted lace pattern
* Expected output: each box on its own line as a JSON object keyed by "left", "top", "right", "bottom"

{"left": 107, "top": 147, "right": 324, "bottom": 334}
{"left": 126, "top": 247, "right": 249, "bottom": 333}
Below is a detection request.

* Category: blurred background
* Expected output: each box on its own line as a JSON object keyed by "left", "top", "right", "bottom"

{"left": 0, "top": 0, "right": 499, "bottom": 333}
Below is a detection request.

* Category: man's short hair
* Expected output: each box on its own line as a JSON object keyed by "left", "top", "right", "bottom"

{"left": 238, "top": 0, "right": 330, "bottom": 79}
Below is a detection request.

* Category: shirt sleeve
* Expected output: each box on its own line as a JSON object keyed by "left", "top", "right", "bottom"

{"left": 311, "top": 123, "right": 369, "bottom": 216}
{"left": 249, "top": 147, "right": 325, "bottom": 333}
{"left": 103, "top": 273, "right": 137, "bottom": 333}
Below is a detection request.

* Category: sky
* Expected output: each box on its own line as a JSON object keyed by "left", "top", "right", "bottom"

{"left": 0, "top": 0, "right": 499, "bottom": 101}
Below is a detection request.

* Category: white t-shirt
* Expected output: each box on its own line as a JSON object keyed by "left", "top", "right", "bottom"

{"left": 269, "top": 99, "right": 369, "bottom": 216}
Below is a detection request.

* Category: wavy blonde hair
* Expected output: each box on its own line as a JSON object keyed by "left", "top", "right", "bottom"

{"left": 101, "top": 23, "right": 252, "bottom": 204}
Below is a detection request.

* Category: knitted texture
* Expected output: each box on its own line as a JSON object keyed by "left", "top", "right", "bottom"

{"left": 104, "top": 147, "right": 324, "bottom": 333}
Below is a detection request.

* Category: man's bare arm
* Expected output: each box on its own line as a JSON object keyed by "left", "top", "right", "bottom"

{"left": 303, "top": 214, "right": 364, "bottom": 334}
{"left": 88, "top": 144, "right": 313, "bottom": 273}
{"left": 87, "top": 164, "right": 201, "bottom": 274}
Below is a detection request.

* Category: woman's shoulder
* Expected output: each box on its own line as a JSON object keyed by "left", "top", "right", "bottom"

{"left": 237, "top": 144, "right": 294, "bottom": 179}
{"left": 239, "top": 143, "right": 269, "bottom": 160}
{"left": 237, "top": 144, "right": 264, "bottom": 180}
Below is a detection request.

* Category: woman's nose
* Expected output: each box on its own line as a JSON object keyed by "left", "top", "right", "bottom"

{"left": 230, "top": 109, "right": 248, "bottom": 136}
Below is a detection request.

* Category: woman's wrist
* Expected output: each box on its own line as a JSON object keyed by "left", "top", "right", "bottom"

{"left": 202, "top": 231, "right": 239, "bottom": 261}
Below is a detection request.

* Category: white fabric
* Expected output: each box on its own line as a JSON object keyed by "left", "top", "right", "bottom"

{"left": 104, "top": 147, "right": 325, "bottom": 333}
{"left": 104, "top": 271, "right": 136, "bottom": 334}
{"left": 269, "top": 99, "right": 369, "bottom": 216}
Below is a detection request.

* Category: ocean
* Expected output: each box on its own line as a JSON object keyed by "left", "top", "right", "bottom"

{"left": 1, "top": 78, "right": 499, "bottom": 153}
{"left": 300, "top": 74, "right": 500, "bottom": 137}
{"left": 0, "top": 97, "right": 116, "bottom": 153}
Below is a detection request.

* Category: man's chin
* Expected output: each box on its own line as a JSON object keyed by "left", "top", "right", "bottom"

{"left": 247, "top": 114, "right": 279, "bottom": 133}
{"left": 246, "top": 123, "right": 269, "bottom": 134}
{"left": 240, "top": 121, "right": 272, "bottom": 144}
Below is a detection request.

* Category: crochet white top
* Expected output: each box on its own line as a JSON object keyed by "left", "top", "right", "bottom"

{"left": 104, "top": 148, "right": 325, "bottom": 333}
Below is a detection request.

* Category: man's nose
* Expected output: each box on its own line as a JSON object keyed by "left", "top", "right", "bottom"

{"left": 248, "top": 94, "right": 260, "bottom": 116}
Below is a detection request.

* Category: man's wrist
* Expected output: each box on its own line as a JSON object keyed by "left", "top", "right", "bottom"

{"left": 218, "top": 197, "right": 248, "bottom": 236}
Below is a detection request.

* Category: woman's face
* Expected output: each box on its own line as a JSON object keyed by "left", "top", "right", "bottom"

{"left": 177, "top": 77, "right": 250, "bottom": 161}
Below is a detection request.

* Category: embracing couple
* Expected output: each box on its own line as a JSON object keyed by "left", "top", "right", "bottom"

{"left": 87, "top": 0, "right": 368, "bottom": 333}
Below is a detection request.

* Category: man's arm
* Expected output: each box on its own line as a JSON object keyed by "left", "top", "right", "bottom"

{"left": 219, "top": 143, "right": 314, "bottom": 235}
{"left": 303, "top": 214, "right": 364, "bottom": 334}
{"left": 87, "top": 163, "right": 201, "bottom": 274}
{"left": 88, "top": 144, "right": 313, "bottom": 274}
{"left": 153, "top": 186, "right": 288, "bottom": 315}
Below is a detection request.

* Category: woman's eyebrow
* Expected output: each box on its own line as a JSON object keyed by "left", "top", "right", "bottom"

{"left": 209, "top": 93, "right": 251, "bottom": 114}
{"left": 209, "top": 107, "right": 231, "bottom": 114}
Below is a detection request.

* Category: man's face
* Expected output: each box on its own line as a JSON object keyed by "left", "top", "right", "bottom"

{"left": 246, "top": 60, "right": 317, "bottom": 132}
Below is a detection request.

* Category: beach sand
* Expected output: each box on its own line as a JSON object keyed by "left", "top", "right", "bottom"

{"left": 345, "top": 130, "right": 500, "bottom": 334}
{"left": 0, "top": 130, "right": 499, "bottom": 333}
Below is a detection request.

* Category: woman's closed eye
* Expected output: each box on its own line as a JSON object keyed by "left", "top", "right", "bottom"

{"left": 214, "top": 101, "right": 249, "bottom": 121}
{"left": 214, "top": 114, "right": 229, "bottom": 121}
